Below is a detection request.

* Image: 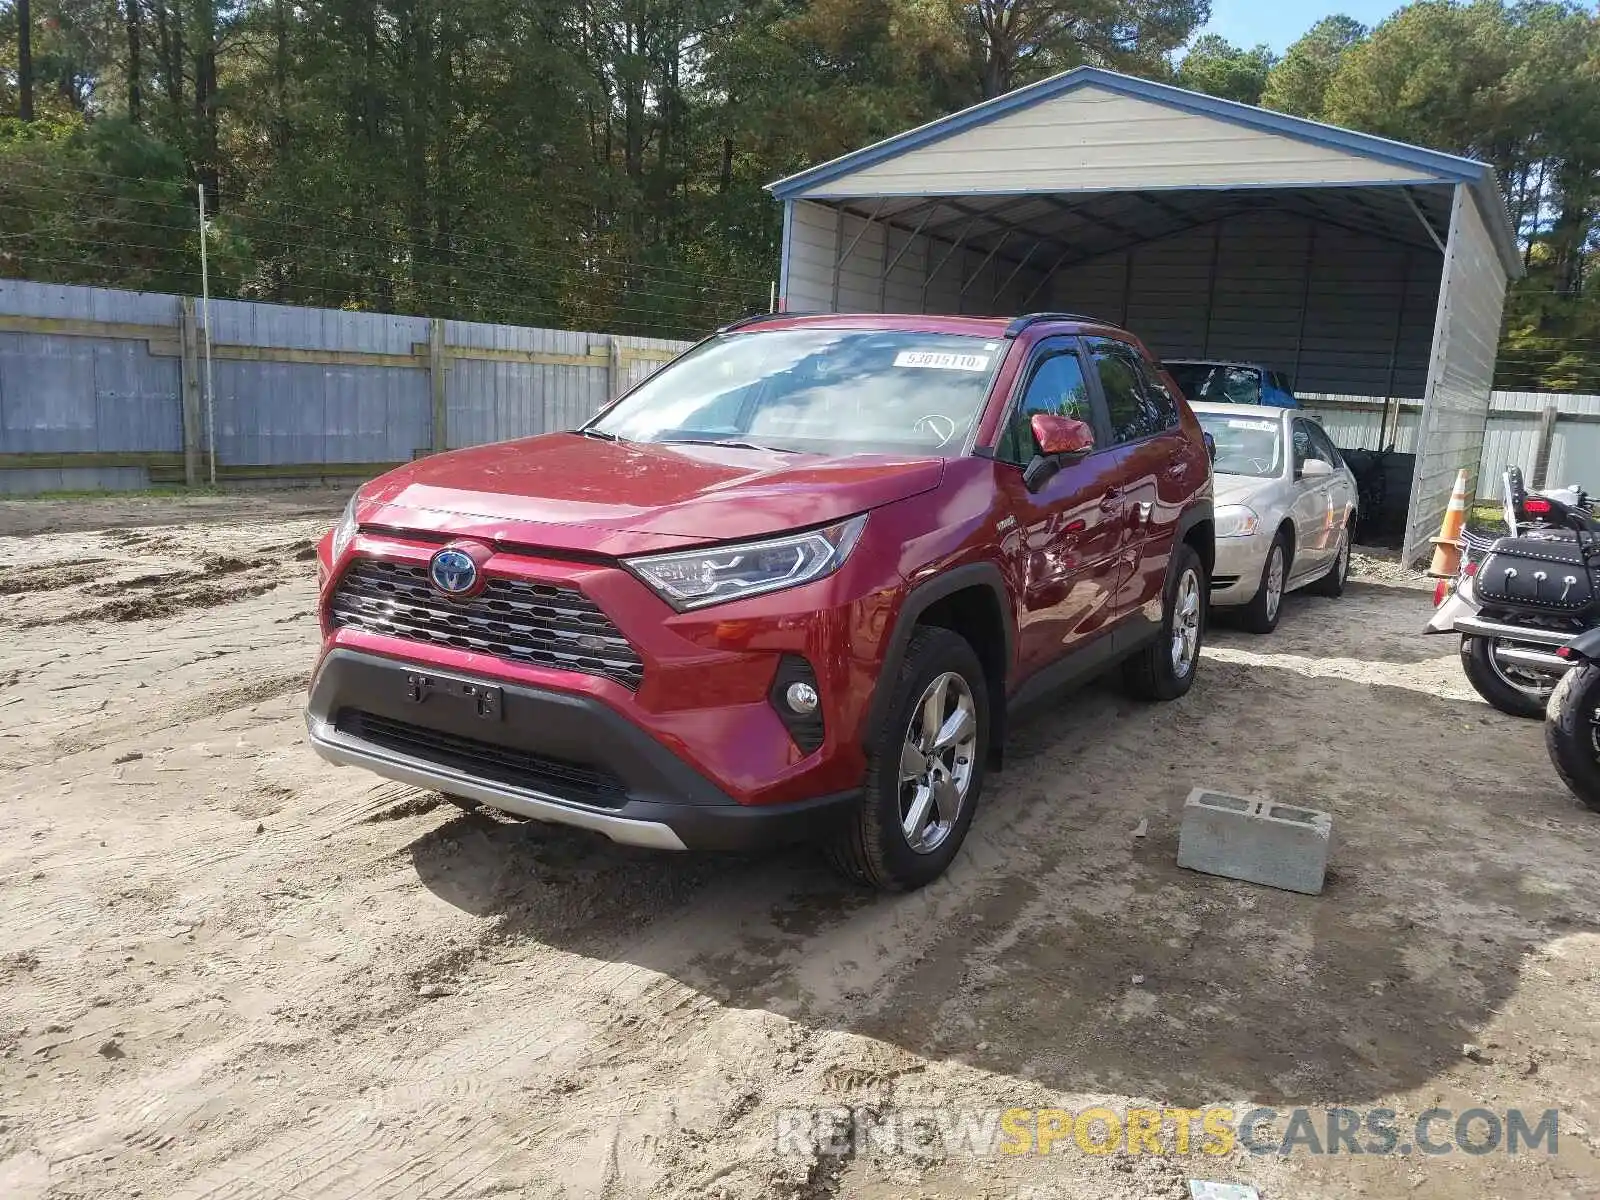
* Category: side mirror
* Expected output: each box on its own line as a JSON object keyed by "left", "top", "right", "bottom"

{"left": 1300, "top": 458, "right": 1334, "bottom": 479}
{"left": 1022, "top": 414, "right": 1095, "bottom": 492}
{"left": 1202, "top": 431, "right": 1217, "bottom": 463}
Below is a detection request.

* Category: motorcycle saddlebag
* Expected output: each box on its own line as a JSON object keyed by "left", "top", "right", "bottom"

{"left": 1477, "top": 535, "right": 1600, "bottom": 615}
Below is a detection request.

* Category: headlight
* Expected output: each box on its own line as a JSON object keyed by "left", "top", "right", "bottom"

{"left": 1215, "top": 504, "right": 1260, "bottom": 538}
{"left": 624, "top": 515, "right": 868, "bottom": 611}
{"left": 330, "top": 492, "right": 360, "bottom": 563}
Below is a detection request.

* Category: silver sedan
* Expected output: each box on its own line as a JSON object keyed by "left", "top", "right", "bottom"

{"left": 1193, "top": 402, "right": 1359, "bottom": 633}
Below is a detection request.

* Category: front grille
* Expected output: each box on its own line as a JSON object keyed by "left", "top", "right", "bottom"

{"left": 330, "top": 558, "right": 643, "bottom": 690}
{"left": 335, "top": 709, "right": 628, "bottom": 808}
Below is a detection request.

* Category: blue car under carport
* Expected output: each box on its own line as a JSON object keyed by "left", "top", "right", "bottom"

{"left": 1164, "top": 359, "right": 1299, "bottom": 409}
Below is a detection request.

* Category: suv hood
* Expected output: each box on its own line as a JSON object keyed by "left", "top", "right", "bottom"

{"left": 360, "top": 432, "right": 946, "bottom": 556}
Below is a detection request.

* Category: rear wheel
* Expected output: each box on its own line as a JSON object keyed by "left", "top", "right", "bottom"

{"left": 1311, "top": 522, "right": 1352, "bottom": 597}
{"left": 1123, "top": 543, "right": 1206, "bottom": 702}
{"left": 1544, "top": 663, "right": 1600, "bottom": 812}
{"left": 1461, "top": 634, "right": 1554, "bottom": 719}
{"left": 1241, "top": 534, "right": 1288, "bottom": 634}
{"left": 826, "top": 627, "right": 989, "bottom": 890}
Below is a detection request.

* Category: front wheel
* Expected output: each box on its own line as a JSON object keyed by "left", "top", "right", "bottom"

{"left": 1461, "top": 634, "right": 1554, "bottom": 719}
{"left": 1123, "top": 543, "right": 1206, "bottom": 701}
{"left": 826, "top": 626, "right": 989, "bottom": 890}
{"left": 1545, "top": 663, "right": 1600, "bottom": 812}
{"left": 1241, "top": 534, "right": 1287, "bottom": 635}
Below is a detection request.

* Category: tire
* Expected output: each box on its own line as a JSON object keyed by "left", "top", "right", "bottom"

{"left": 1461, "top": 635, "right": 1554, "bottom": 719}
{"left": 1241, "top": 533, "right": 1288, "bottom": 635}
{"left": 825, "top": 627, "right": 989, "bottom": 891}
{"left": 1544, "top": 663, "right": 1600, "bottom": 812}
{"left": 1123, "top": 542, "right": 1206, "bottom": 702}
{"left": 1310, "top": 521, "right": 1352, "bottom": 597}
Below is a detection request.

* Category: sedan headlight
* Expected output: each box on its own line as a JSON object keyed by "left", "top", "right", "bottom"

{"left": 330, "top": 492, "right": 360, "bottom": 563}
{"left": 1215, "top": 504, "right": 1260, "bottom": 538}
{"left": 624, "top": 515, "right": 868, "bottom": 611}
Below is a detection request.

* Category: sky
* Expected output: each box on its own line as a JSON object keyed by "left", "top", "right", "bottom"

{"left": 1201, "top": 0, "right": 1402, "bottom": 52}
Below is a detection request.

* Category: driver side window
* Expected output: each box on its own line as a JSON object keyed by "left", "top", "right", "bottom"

{"left": 1293, "top": 419, "right": 1335, "bottom": 476}
{"left": 997, "top": 351, "right": 1093, "bottom": 465}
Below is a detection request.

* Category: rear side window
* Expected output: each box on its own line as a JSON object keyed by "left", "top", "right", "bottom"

{"left": 997, "top": 350, "right": 1094, "bottom": 464}
{"left": 1087, "top": 338, "right": 1177, "bottom": 444}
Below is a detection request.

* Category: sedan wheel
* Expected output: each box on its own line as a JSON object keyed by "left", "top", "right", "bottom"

{"left": 1264, "top": 547, "right": 1284, "bottom": 623}
{"left": 1243, "top": 533, "right": 1289, "bottom": 634}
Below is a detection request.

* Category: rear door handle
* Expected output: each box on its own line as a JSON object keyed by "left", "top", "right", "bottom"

{"left": 1099, "top": 487, "right": 1121, "bottom": 512}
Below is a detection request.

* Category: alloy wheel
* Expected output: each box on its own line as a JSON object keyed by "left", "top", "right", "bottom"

{"left": 898, "top": 672, "right": 978, "bottom": 854}
{"left": 1170, "top": 568, "right": 1202, "bottom": 678}
{"left": 1265, "top": 546, "right": 1285, "bottom": 623}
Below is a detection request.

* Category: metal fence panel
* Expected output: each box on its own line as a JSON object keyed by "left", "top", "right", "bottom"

{"left": 1402, "top": 185, "right": 1507, "bottom": 563}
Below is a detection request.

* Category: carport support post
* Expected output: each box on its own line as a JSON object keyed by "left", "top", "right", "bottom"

{"left": 428, "top": 317, "right": 448, "bottom": 452}
{"left": 1379, "top": 251, "right": 1413, "bottom": 451}
{"left": 1533, "top": 405, "right": 1560, "bottom": 488}
{"left": 179, "top": 297, "right": 202, "bottom": 488}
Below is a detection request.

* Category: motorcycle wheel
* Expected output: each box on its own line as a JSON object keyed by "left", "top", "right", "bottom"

{"left": 1460, "top": 635, "right": 1554, "bottom": 719}
{"left": 1545, "top": 662, "right": 1600, "bottom": 813}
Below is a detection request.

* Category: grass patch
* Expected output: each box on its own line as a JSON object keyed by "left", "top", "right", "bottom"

{"left": 1468, "top": 501, "right": 1509, "bottom": 536}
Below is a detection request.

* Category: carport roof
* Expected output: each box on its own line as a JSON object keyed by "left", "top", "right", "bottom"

{"left": 768, "top": 67, "right": 1522, "bottom": 278}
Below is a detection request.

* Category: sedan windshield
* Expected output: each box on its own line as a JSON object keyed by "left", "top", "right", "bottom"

{"left": 1197, "top": 412, "right": 1283, "bottom": 479}
{"left": 1166, "top": 362, "right": 1263, "bottom": 406}
{"left": 589, "top": 328, "right": 1004, "bottom": 455}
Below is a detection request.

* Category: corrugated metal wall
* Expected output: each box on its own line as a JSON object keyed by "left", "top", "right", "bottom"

{"left": 0, "top": 279, "right": 688, "bottom": 494}
{"left": 1402, "top": 185, "right": 1508, "bottom": 562}
{"left": 1050, "top": 211, "right": 1440, "bottom": 396}
{"left": 1303, "top": 391, "right": 1600, "bottom": 500}
{"left": 785, "top": 200, "right": 1050, "bottom": 315}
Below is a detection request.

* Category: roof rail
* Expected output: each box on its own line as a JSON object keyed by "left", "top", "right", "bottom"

{"left": 1002, "top": 312, "right": 1110, "bottom": 337}
{"left": 716, "top": 312, "right": 811, "bottom": 333}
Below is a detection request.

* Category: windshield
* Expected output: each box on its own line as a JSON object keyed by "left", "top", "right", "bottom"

{"left": 1197, "top": 412, "right": 1284, "bottom": 479}
{"left": 1166, "top": 362, "right": 1263, "bottom": 406}
{"left": 589, "top": 328, "right": 1004, "bottom": 455}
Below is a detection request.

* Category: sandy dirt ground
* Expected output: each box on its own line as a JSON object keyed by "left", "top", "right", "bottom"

{"left": 1, "top": 492, "right": 1599, "bottom": 1200}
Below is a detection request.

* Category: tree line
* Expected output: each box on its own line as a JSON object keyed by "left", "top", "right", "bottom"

{"left": 1, "top": 0, "right": 1597, "bottom": 390}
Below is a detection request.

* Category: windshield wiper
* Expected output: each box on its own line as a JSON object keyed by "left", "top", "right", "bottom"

{"left": 575, "top": 428, "right": 620, "bottom": 442}
{"left": 670, "top": 437, "right": 800, "bottom": 454}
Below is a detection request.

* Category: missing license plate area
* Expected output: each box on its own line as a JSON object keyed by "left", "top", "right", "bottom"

{"left": 405, "top": 672, "right": 503, "bottom": 720}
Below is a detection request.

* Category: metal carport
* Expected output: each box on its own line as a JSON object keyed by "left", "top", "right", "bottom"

{"left": 766, "top": 67, "right": 1523, "bottom": 565}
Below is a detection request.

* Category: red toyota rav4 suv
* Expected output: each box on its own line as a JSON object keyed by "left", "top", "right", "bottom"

{"left": 307, "top": 313, "right": 1214, "bottom": 889}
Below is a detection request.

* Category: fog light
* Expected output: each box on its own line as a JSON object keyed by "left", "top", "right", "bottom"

{"left": 785, "top": 681, "right": 819, "bottom": 714}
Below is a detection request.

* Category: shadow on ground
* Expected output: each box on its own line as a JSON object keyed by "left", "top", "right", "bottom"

{"left": 407, "top": 605, "right": 1600, "bottom": 1111}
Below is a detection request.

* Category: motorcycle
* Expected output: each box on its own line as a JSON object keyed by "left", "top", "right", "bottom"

{"left": 1425, "top": 467, "right": 1600, "bottom": 719}
{"left": 1547, "top": 627, "right": 1600, "bottom": 812}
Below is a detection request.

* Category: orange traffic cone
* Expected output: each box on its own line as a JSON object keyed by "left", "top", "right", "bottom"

{"left": 1428, "top": 469, "right": 1471, "bottom": 578}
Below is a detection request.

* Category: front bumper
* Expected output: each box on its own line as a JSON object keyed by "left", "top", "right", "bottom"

{"left": 1209, "top": 534, "right": 1270, "bottom": 606}
{"left": 305, "top": 649, "right": 859, "bottom": 851}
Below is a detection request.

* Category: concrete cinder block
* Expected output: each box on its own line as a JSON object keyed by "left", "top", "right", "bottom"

{"left": 1176, "top": 788, "right": 1332, "bottom": 895}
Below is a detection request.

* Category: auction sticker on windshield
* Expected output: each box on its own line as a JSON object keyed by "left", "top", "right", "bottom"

{"left": 893, "top": 351, "right": 992, "bottom": 372}
{"left": 1227, "top": 419, "right": 1278, "bottom": 432}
